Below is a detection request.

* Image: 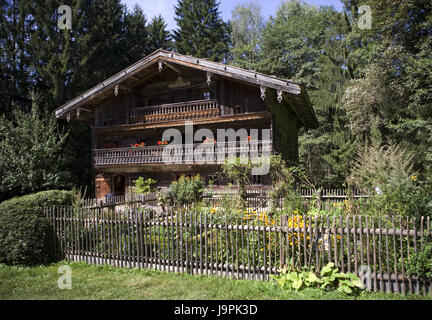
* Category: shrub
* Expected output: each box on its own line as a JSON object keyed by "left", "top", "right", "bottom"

{"left": 404, "top": 242, "right": 432, "bottom": 279}
{"left": 0, "top": 190, "right": 69, "bottom": 265}
{"left": 166, "top": 175, "right": 205, "bottom": 208}
{"left": 0, "top": 207, "right": 57, "bottom": 265}
{"left": 132, "top": 176, "right": 157, "bottom": 194}
{"left": 221, "top": 156, "right": 252, "bottom": 206}
{"left": 350, "top": 140, "right": 432, "bottom": 217}
{"left": 0, "top": 189, "right": 73, "bottom": 211}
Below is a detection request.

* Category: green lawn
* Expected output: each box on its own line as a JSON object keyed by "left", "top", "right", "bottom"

{"left": 0, "top": 261, "right": 430, "bottom": 300}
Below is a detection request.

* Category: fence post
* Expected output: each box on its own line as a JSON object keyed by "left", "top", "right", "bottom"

{"left": 280, "top": 215, "right": 287, "bottom": 268}
{"left": 316, "top": 189, "right": 322, "bottom": 212}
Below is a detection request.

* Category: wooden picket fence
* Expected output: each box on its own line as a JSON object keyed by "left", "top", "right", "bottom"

{"left": 81, "top": 192, "right": 158, "bottom": 208}
{"left": 81, "top": 189, "right": 369, "bottom": 212}
{"left": 43, "top": 207, "right": 432, "bottom": 296}
{"left": 202, "top": 188, "right": 370, "bottom": 212}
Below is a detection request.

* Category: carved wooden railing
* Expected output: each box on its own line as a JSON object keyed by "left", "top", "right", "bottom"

{"left": 129, "top": 99, "right": 219, "bottom": 124}
{"left": 93, "top": 140, "right": 272, "bottom": 166}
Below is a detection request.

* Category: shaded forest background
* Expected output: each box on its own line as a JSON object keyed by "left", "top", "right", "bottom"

{"left": 0, "top": 0, "right": 431, "bottom": 201}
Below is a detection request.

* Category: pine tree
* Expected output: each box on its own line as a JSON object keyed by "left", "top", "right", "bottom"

{"left": 124, "top": 4, "right": 150, "bottom": 64}
{"left": 70, "top": 0, "right": 130, "bottom": 95}
{"left": 173, "top": 0, "right": 230, "bottom": 62}
{"left": 24, "top": 0, "right": 77, "bottom": 113}
{"left": 148, "top": 14, "right": 172, "bottom": 52}
{"left": 0, "top": 0, "right": 32, "bottom": 115}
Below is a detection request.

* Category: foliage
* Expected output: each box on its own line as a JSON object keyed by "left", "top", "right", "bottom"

{"left": 404, "top": 242, "right": 432, "bottom": 280}
{"left": 273, "top": 262, "right": 364, "bottom": 296}
{"left": 267, "top": 155, "right": 295, "bottom": 209}
{"left": 282, "top": 192, "right": 305, "bottom": 216}
{"left": 147, "top": 14, "right": 172, "bottom": 52}
{"left": 0, "top": 0, "right": 174, "bottom": 199}
{"left": 0, "top": 107, "right": 70, "bottom": 201}
{"left": 273, "top": 267, "right": 320, "bottom": 291}
{"left": 0, "top": 190, "right": 73, "bottom": 212}
{"left": 0, "top": 207, "right": 57, "bottom": 266}
{"left": 319, "top": 262, "right": 364, "bottom": 295}
{"left": 229, "top": 1, "right": 264, "bottom": 68}
{"left": 71, "top": 186, "right": 88, "bottom": 208}
{"left": 166, "top": 175, "right": 206, "bottom": 208}
{"left": 173, "top": 0, "right": 230, "bottom": 62}
{"left": 350, "top": 140, "right": 432, "bottom": 217}
{"left": 221, "top": 157, "right": 252, "bottom": 206}
{"left": 218, "top": 185, "right": 244, "bottom": 214}
{"left": 132, "top": 176, "right": 157, "bottom": 194}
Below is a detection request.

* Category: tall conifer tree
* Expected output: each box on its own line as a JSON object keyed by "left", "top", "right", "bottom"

{"left": 148, "top": 15, "right": 172, "bottom": 52}
{"left": 173, "top": 0, "right": 230, "bottom": 62}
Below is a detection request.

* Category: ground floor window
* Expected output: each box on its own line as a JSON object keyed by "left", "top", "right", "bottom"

{"left": 252, "top": 175, "right": 263, "bottom": 185}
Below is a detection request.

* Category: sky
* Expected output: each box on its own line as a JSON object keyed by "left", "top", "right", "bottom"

{"left": 122, "top": 0, "right": 344, "bottom": 31}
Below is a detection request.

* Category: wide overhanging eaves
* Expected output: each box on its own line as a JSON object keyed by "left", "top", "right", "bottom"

{"left": 55, "top": 49, "right": 318, "bottom": 128}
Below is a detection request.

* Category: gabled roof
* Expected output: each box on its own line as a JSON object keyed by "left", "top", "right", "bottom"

{"left": 55, "top": 49, "right": 318, "bottom": 128}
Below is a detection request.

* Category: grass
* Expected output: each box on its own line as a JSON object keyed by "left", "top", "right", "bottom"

{"left": 0, "top": 261, "right": 430, "bottom": 300}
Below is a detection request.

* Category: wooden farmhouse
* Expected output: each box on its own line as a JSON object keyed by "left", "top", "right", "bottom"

{"left": 55, "top": 49, "right": 318, "bottom": 199}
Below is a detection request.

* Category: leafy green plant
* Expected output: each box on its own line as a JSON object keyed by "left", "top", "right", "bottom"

{"left": 319, "top": 262, "right": 364, "bottom": 295}
{"left": 132, "top": 176, "right": 157, "bottom": 194}
{"left": 221, "top": 156, "right": 252, "bottom": 206}
{"left": 267, "top": 155, "right": 296, "bottom": 209}
{"left": 273, "top": 267, "right": 320, "bottom": 291}
{"left": 166, "top": 174, "right": 205, "bottom": 208}
{"left": 272, "top": 263, "right": 364, "bottom": 296}
{"left": 404, "top": 242, "right": 432, "bottom": 279}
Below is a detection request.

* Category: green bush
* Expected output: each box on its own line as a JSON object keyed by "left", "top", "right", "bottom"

{"left": 0, "top": 189, "right": 73, "bottom": 211}
{"left": 0, "top": 207, "right": 57, "bottom": 265}
{"left": 0, "top": 190, "right": 70, "bottom": 265}
{"left": 404, "top": 243, "right": 432, "bottom": 279}
{"left": 350, "top": 140, "right": 432, "bottom": 217}
{"left": 166, "top": 175, "right": 205, "bottom": 208}
{"left": 132, "top": 176, "right": 157, "bottom": 194}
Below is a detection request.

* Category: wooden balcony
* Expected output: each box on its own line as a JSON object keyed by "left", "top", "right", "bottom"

{"left": 93, "top": 140, "right": 272, "bottom": 166}
{"left": 129, "top": 99, "right": 219, "bottom": 124}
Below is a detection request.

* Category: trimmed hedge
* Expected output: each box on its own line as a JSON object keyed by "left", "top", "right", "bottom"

{"left": 0, "top": 190, "right": 73, "bottom": 211}
{"left": 0, "top": 207, "right": 57, "bottom": 265}
{"left": 0, "top": 190, "right": 71, "bottom": 265}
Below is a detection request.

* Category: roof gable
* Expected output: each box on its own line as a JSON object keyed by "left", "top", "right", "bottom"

{"left": 55, "top": 49, "right": 318, "bottom": 128}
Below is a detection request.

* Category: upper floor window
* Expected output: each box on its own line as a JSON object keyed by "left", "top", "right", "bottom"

{"left": 203, "top": 91, "right": 211, "bottom": 100}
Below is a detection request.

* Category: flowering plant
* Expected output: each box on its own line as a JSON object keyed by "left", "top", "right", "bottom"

{"left": 131, "top": 142, "right": 146, "bottom": 148}
{"left": 157, "top": 140, "right": 168, "bottom": 145}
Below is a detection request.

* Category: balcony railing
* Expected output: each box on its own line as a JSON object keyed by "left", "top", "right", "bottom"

{"left": 129, "top": 99, "right": 219, "bottom": 124}
{"left": 93, "top": 140, "right": 272, "bottom": 166}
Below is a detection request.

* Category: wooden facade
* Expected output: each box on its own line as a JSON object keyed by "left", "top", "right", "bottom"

{"left": 55, "top": 49, "right": 318, "bottom": 199}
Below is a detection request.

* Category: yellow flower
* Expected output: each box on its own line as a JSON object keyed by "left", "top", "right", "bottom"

{"left": 411, "top": 175, "right": 417, "bottom": 181}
